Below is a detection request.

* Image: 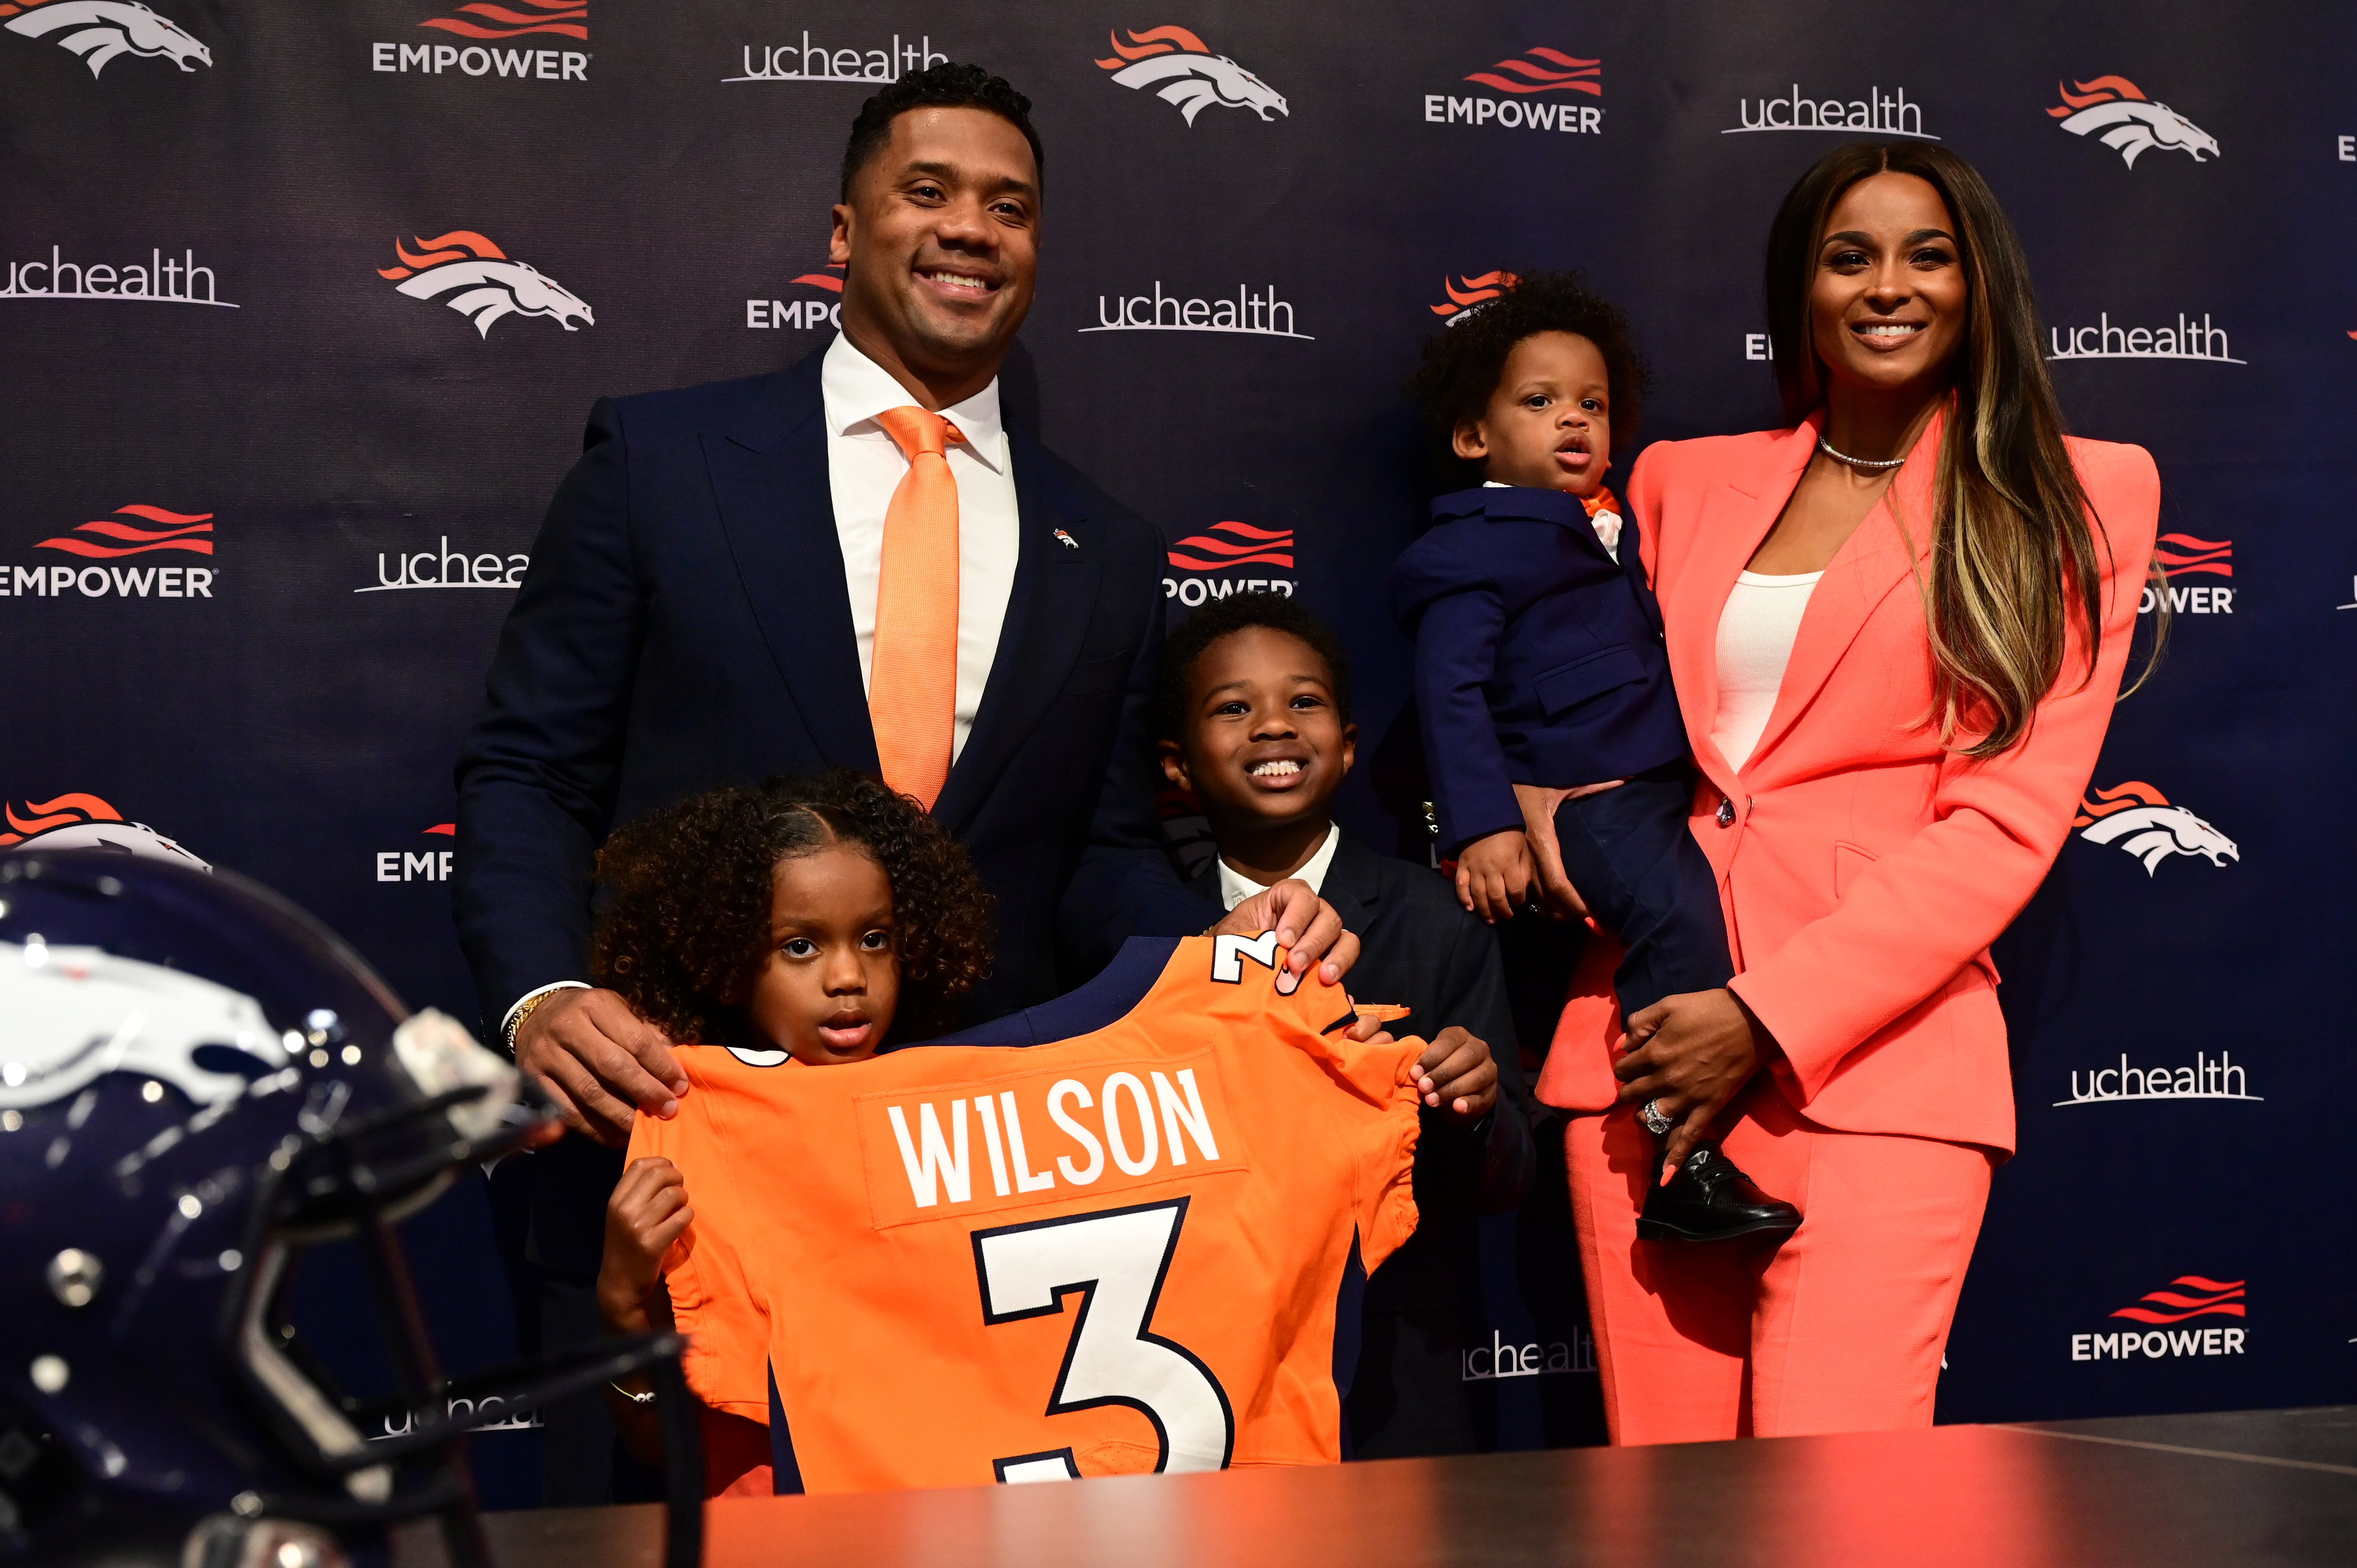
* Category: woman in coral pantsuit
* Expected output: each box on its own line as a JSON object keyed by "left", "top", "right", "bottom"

{"left": 1532, "top": 143, "right": 2163, "bottom": 1442}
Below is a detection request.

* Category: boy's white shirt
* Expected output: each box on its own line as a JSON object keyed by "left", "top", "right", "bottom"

{"left": 1216, "top": 822, "right": 1343, "bottom": 912}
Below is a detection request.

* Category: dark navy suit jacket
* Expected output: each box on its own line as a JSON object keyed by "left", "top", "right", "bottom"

{"left": 1385, "top": 485, "right": 1688, "bottom": 854}
{"left": 453, "top": 347, "right": 1211, "bottom": 1036}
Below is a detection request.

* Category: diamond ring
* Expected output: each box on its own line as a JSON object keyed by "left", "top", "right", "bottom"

{"left": 1638, "top": 1100, "right": 1675, "bottom": 1136}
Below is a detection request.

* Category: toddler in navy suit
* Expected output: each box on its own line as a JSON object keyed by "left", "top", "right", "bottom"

{"left": 1386, "top": 272, "right": 1797, "bottom": 1243}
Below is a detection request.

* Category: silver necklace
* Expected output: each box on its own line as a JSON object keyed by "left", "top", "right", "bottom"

{"left": 1817, "top": 436, "right": 1906, "bottom": 471}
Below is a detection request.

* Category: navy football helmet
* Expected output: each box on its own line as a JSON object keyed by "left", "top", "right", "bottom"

{"left": 0, "top": 852, "right": 702, "bottom": 1568}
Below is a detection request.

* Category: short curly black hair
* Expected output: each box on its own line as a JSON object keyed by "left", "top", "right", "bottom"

{"left": 842, "top": 62, "right": 1044, "bottom": 202}
{"left": 590, "top": 771, "right": 994, "bottom": 1048}
{"left": 1410, "top": 270, "right": 1647, "bottom": 485}
{"left": 1158, "top": 591, "right": 1353, "bottom": 742}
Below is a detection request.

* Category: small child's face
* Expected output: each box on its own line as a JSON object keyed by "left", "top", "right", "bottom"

{"left": 1453, "top": 330, "right": 1612, "bottom": 494}
{"left": 1159, "top": 627, "right": 1355, "bottom": 835}
{"left": 743, "top": 844, "right": 900, "bottom": 1065}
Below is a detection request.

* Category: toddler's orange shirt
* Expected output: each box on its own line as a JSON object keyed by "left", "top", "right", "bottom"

{"left": 626, "top": 934, "right": 1424, "bottom": 1494}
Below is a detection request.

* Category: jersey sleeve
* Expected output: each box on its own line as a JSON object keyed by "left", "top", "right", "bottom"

{"left": 625, "top": 1060, "right": 774, "bottom": 1422}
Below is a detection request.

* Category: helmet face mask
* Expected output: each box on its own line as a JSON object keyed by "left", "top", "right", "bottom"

{"left": 0, "top": 852, "right": 701, "bottom": 1568}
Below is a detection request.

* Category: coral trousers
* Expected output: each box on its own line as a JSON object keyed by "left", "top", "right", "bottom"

{"left": 1566, "top": 1087, "right": 1995, "bottom": 1444}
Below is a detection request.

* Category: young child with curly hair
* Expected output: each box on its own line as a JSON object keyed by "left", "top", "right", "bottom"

{"left": 1387, "top": 271, "right": 1800, "bottom": 1244}
{"left": 587, "top": 770, "right": 993, "bottom": 1492}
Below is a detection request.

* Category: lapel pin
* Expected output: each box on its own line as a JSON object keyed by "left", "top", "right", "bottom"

{"left": 1053, "top": 528, "right": 1080, "bottom": 550}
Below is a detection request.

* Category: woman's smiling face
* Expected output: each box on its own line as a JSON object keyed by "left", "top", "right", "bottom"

{"left": 1808, "top": 171, "right": 1969, "bottom": 398}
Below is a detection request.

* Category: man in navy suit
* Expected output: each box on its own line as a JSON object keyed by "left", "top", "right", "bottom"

{"left": 453, "top": 64, "right": 1355, "bottom": 1500}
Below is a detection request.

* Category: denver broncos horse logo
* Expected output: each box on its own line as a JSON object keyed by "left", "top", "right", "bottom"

{"left": 379, "top": 231, "right": 593, "bottom": 338}
{"left": 0, "top": 792, "right": 209, "bottom": 868}
{"left": 2049, "top": 77, "right": 2219, "bottom": 167}
{"left": 0, "top": 0, "right": 210, "bottom": 76}
{"left": 2074, "top": 782, "right": 2238, "bottom": 875}
{"left": 1096, "top": 26, "right": 1287, "bottom": 125}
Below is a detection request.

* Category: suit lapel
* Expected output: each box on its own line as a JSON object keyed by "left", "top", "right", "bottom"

{"left": 1670, "top": 418, "right": 1819, "bottom": 797}
{"left": 1740, "top": 412, "right": 1943, "bottom": 772}
{"left": 930, "top": 425, "right": 1101, "bottom": 831}
{"left": 701, "top": 354, "right": 879, "bottom": 771}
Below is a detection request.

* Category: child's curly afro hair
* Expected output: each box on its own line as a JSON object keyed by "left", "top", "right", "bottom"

{"left": 590, "top": 771, "right": 994, "bottom": 1047}
{"left": 1410, "top": 269, "right": 1647, "bottom": 484}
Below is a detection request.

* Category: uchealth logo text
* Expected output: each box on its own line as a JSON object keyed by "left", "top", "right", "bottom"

{"left": 1726, "top": 82, "right": 1932, "bottom": 139}
{"left": 1431, "top": 272, "right": 1517, "bottom": 325}
{"left": 725, "top": 29, "right": 944, "bottom": 84}
{"left": 2072, "top": 1276, "right": 2245, "bottom": 1362}
{"left": 0, "top": 245, "right": 232, "bottom": 307}
{"left": 1, "top": 0, "right": 211, "bottom": 78}
{"left": 2049, "top": 76, "right": 2217, "bottom": 168}
{"left": 1095, "top": 25, "right": 1286, "bottom": 126}
{"left": 371, "top": 0, "right": 587, "bottom": 80}
{"left": 1086, "top": 281, "right": 1309, "bottom": 339}
{"left": 746, "top": 263, "right": 843, "bottom": 331}
{"left": 1163, "top": 521, "right": 1295, "bottom": 607}
{"left": 358, "top": 537, "right": 526, "bottom": 593}
{"left": 380, "top": 230, "right": 591, "bottom": 338}
{"left": 1424, "top": 47, "right": 1602, "bottom": 136}
{"left": 1462, "top": 1327, "right": 1596, "bottom": 1382}
{"left": 0, "top": 792, "right": 207, "bottom": 867}
{"left": 2143, "top": 533, "right": 2233, "bottom": 616}
{"left": 378, "top": 823, "right": 455, "bottom": 883}
{"left": 2057, "top": 1050, "right": 2259, "bottom": 1108}
{"left": 2074, "top": 782, "right": 2237, "bottom": 875}
{"left": 0, "top": 505, "right": 216, "bottom": 598}
{"left": 374, "top": 1394, "right": 540, "bottom": 1440}
{"left": 2047, "top": 312, "right": 2241, "bottom": 364}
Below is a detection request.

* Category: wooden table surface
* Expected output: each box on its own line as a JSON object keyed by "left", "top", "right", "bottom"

{"left": 405, "top": 1405, "right": 2357, "bottom": 1568}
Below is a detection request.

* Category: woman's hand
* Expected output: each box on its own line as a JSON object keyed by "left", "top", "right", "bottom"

{"left": 1413, "top": 1026, "right": 1499, "bottom": 1121}
{"left": 1612, "top": 989, "right": 1768, "bottom": 1179}
{"left": 1455, "top": 829, "right": 1537, "bottom": 923}
{"left": 596, "top": 1156, "right": 694, "bottom": 1336}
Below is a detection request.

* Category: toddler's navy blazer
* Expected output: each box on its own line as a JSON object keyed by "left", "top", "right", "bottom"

{"left": 1386, "top": 485, "right": 1690, "bottom": 853}
{"left": 453, "top": 347, "right": 1210, "bottom": 1037}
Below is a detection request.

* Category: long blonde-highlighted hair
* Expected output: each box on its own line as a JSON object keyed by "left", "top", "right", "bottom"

{"left": 1764, "top": 142, "right": 2164, "bottom": 757}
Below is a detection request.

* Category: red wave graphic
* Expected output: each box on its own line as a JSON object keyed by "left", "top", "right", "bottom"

{"left": 2155, "top": 532, "right": 2231, "bottom": 578}
{"left": 36, "top": 537, "right": 214, "bottom": 558}
{"left": 1168, "top": 520, "right": 1296, "bottom": 572}
{"left": 792, "top": 272, "right": 845, "bottom": 292}
{"left": 114, "top": 504, "right": 213, "bottom": 525}
{"left": 419, "top": 18, "right": 589, "bottom": 40}
{"left": 2049, "top": 75, "right": 2148, "bottom": 117}
{"left": 1466, "top": 48, "right": 1603, "bottom": 96}
{"left": 1095, "top": 24, "right": 1209, "bottom": 69}
{"left": 1172, "top": 535, "right": 1293, "bottom": 557}
{"left": 2109, "top": 1276, "right": 2245, "bottom": 1325}
{"left": 71, "top": 519, "right": 214, "bottom": 543}
{"left": 1168, "top": 550, "right": 1294, "bottom": 571}
{"left": 425, "top": 823, "right": 457, "bottom": 836}
{"left": 2072, "top": 779, "right": 2168, "bottom": 826}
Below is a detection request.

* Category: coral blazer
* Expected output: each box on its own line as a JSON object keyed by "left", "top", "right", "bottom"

{"left": 1535, "top": 411, "right": 2158, "bottom": 1153}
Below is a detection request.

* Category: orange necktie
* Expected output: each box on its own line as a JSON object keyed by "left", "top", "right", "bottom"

{"left": 868, "top": 407, "right": 963, "bottom": 810}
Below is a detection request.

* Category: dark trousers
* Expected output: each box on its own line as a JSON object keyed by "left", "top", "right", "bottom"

{"left": 1551, "top": 764, "right": 1734, "bottom": 1020}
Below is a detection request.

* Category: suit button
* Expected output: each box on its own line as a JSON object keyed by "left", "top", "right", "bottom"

{"left": 1715, "top": 799, "right": 1736, "bottom": 828}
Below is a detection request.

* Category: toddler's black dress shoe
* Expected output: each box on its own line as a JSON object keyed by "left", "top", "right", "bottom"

{"left": 1636, "top": 1145, "right": 1802, "bottom": 1242}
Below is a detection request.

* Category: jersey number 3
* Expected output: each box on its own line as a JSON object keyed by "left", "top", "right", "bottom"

{"left": 973, "top": 1196, "right": 1237, "bottom": 1483}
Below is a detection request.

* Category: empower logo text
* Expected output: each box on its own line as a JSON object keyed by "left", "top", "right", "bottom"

{"left": 1424, "top": 47, "right": 1601, "bottom": 135}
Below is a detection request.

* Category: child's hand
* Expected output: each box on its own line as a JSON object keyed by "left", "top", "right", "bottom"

{"left": 596, "top": 1157, "right": 693, "bottom": 1336}
{"left": 1455, "top": 829, "right": 1537, "bottom": 924}
{"left": 1414, "top": 1027, "right": 1500, "bottom": 1121}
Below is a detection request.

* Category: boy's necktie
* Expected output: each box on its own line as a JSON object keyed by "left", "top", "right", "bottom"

{"left": 869, "top": 406, "right": 963, "bottom": 811}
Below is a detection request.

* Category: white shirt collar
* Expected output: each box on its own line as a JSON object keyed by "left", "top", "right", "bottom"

{"left": 820, "top": 331, "right": 1005, "bottom": 473}
{"left": 1216, "top": 823, "right": 1343, "bottom": 912}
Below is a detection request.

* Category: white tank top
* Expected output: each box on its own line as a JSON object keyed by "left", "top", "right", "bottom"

{"left": 1710, "top": 570, "right": 1824, "bottom": 773}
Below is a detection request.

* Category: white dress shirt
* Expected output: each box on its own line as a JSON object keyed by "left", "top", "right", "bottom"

{"left": 821, "top": 331, "right": 1020, "bottom": 763}
{"left": 1215, "top": 823, "right": 1343, "bottom": 912}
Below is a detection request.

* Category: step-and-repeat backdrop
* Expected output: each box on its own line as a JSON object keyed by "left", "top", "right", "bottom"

{"left": 6, "top": 0, "right": 2350, "bottom": 1500}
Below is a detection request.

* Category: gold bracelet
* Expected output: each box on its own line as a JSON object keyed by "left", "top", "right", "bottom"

{"left": 505, "top": 988, "right": 565, "bottom": 1054}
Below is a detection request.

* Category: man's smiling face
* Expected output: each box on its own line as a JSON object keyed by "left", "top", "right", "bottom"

{"left": 831, "top": 105, "right": 1039, "bottom": 393}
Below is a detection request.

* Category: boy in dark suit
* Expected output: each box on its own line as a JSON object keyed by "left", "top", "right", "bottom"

{"left": 1156, "top": 590, "right": 1532, "bottom": 1456}
{"left": 1386, "top": 272, "right": 1799, "bottom": 1242}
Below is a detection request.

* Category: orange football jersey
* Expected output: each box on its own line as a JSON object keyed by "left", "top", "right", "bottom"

{"left": 627, "top": 934, "right": 1424, "bottom": 1494}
